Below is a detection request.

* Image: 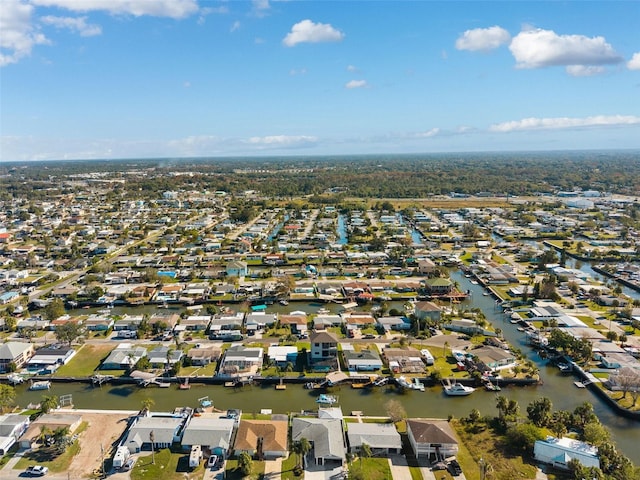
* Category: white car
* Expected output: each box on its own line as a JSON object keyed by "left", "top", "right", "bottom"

{"left": 208, "top": 455, "right": 219, "bottom": 469}
{"left": 26, "top": 465, "right": 49, "bottom": 476}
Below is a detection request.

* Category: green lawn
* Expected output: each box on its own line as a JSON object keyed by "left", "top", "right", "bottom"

{"left": 281, "top": 454, "right": 300, "bottom": 480}
{"left": 131, "top": 448, "right": 205, "bottom": 480}
{"left": 54, "top": 344, "right": 116, "bottom": 377}
{"left": 178, "top": 362, "right": 217, "bottom": 377}
{"left": 348, "top": 457, "right": 391, "bottom": 480}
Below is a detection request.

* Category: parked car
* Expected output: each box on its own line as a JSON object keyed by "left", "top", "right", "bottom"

{"left": 208, "top": 455, "right": 219, "bottom": 469}
{"left": 447, "top": 459, "right": 462, "bottom": 476}
{"left": 363, "top": 334, "right": 376, "bottom": 339}
{"left": 26, "top": 465, "right": 48, "bottom": 476}
{"left": 121, "top": 457, "right": 136, "bottom": 471}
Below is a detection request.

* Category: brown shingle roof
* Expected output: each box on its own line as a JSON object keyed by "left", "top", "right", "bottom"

{"left": 407, "top": 420, "right": 458, "bottom": 445}
{"left": 234, "top": 420, "right": 288, "bottom": 453}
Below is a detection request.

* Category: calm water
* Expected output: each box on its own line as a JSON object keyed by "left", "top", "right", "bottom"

{"left": 16, "top": 271, "right": 640, "bottom": 464}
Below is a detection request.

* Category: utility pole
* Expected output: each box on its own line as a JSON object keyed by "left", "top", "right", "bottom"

{"left": 150, "top": 430, "right": 155, "bottom": 464}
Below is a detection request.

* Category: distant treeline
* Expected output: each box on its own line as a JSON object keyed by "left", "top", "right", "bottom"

{"left": 1, "top": 150, "right": 639, "bottom": 200}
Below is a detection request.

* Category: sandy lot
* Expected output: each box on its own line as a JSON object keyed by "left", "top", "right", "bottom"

{"left": 66, "top": 411, "right": 133, "bottom": 478}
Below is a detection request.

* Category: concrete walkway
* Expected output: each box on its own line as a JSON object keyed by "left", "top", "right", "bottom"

{"left": 264, "top": 458, "right": 283, "bottom": 480}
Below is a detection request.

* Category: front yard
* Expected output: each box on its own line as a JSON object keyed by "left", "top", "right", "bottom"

{"left": 54, "top": 344, "right": 116, "bottom": 377}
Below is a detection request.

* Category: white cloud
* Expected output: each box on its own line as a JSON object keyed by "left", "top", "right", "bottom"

{"left": 230, "top": 21, "right": 240, "bottom": 33}
{"left": 0, "top": 0, "right": 50, "bottom": 67}
{"left": 251, "top": 0, "right": 270, "bottom": 16}
{"left": 283, "top": 19, "right": 344, "bottom": 47}
{"left": 414, "top": 128, "right": 440, "bottom": 138}
{"left": 346, "top": 64, "right": 358, "bottom": 72}
{"left": 455, "top": 25, "right": 510, "bottom": 51}
{"left": 345, "top": 79, "right": 367, "bottom": 89}
{"left": 247, "top": 135, "right": 318, "bottom": 148}
{"left": 490, "top": 115, "right": 640, "bottom": 132}
{"left": 565, "top": 65, "right": 605, "bottom": 77}
{"left": 628, "top": 52, "right": 640, "bottom": 70}
{"left": 31, "top": 0, "right": 200, "bottom": 19}
{"left": 40, "top": 15, "right": 102, "bottom": 36}
{"left": 509, "top": 28, "right": 622, "bottom": 69}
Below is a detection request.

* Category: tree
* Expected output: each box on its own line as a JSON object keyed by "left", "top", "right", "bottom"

{"left": 149, "top": 430, "right": 155, "bottom": 464}
{"left": 359, "top": 442, "right": 372, "bottom": 466}
{"left": 55, "top": 322, "right": 83, "bottom": 346}
{"left": 44, "top": 298, "right": 66, "bottom": 321}
{"left": 292, "top": 437, "right": 311, "bottom": 469}
{"left": 526, "top": 397, "right": 552, "bottom": 428}
{"left": 505, "top": 423, "right": 545, "bottom": 455}
{"left": 384, "top": 399, "right": 407, "bottom": 423}
{"left": 238, "top": 451, "right": 253, "bottom": 476}
{"left": 582, "top": 421, "right": 611, "bottom": 447}
{"left": 141, "top": 397, "right": 155, "bottom": 413}
{"left": 40, "top": 395, "right": 59, "bottom": 414}
{"left": 0, "top": 384, "right": 16, "bottom": 413}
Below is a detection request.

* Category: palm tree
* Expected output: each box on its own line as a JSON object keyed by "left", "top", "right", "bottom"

{"left": 293, "top": 438, "right": 311, "bottom": 469}
{"left": 359, "top": 442, "right": 372, "bottom": 466}
{"left": 238, "top": 451, "right": 253, "bottom": 476}
{"left": 40, "top": 395, "right": 59, "bottom": 414}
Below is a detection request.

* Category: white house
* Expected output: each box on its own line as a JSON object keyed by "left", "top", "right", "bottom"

{"left": 534, "top": 436, "right": 600, "bottom": 470}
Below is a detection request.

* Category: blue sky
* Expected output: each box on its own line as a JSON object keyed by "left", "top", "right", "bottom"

{"left": 1, "top": 0, "right": 639, "bottom": 161}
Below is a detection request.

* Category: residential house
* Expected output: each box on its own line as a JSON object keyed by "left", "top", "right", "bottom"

{"left": 383, "top": 348, "right": 425, "bottom": 374}
{"left": 113, "top": 315, "right": 144, "bottom": 331}
{"left": 0, "top": 342, "right": 35, "bottom": 372}
{"left": 346, "top": 422, "right": 402, "bottom": 455}
{"left": 267, "top": 346, "right": 298, "bottom": 368}
{"left": 291, "top": 417, "right": 346, "bottom": 465}
{"left": 313, "top": 315, "right": 342, "bottom": 330}
{"left": 149, "top": 313, "right": 180, "bottom": 331}
{"left": 147, "top": 346, "right": 183, "bottom": 370}
{"left": 406, "top": 419, "right": 459, "bottom": 460}
{"left": 343, "top": 349, "right": 383, "bottom": 372}
{"left": 181, "top": 416, "right": 236, "bottom": 457}
{"left": 209, "top": 312, "right": 244, "bottom": 332}
{"left": 423, "top": 278, "right": 453, "bottom": 296}
{"left": 84, "top": 314, "right": 114, "bottom": 331}
{"left": 278, "top": 314, "right": 308, "bottom": 334}
{"left": 472, "top": 346, "right": 516, "bottom": 372}
{"left": 376, "top": 316, "right": 411, "bottom": 332}
{"left": 310, "top": 331, "right": 339, "bottom": 366}
{"left": 181, "top": 315, "right": 212, "bottom": 332}
{"left": 187, "top": 346, "right": 221, "bottom": 366}
{"left": 0, "top": 414, "right": 30, "bottom": 454}
{"left": 417, "top": 259, "right": 437, "bottom": 275}
{"left": 414, "top": 301, "right": 442, "bottom": 322}
{"left": 218, "top": 345, "right": 263, "bottom": 378}
{"left": 19, "top": 413, "right": 82, "bottom": 449}
{"left": 101, "top": 343, "right": 147, "bottom": 370}
{"left": 125, "top": 415, "right": 186, "bottom": 453}
{"left": 234, "top": 419, "right": 288, "bottom": 459}
{"left": 26, "top": 345, "right": 76, "bottom": 374}
{"left": 534, "top": 437, "right": 600, "bottom": 470}
{"left": 226, "top": 260, "right": 248, "bottom": 278}
{"left": 155, "top": 284, "right": 184, "bottom": 302}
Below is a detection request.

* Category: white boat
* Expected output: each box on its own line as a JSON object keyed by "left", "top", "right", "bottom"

{"left": 7, "top": 373, "right": 24, "bottom": 385}
{"left": 317, "top": 308, "right": 330, "bottom": 314}
{"left": 29, "top": 380, "right": 51, "bottom": 391}
{"left": 316, "top": 394, "right": 338, "bottom": 405}
{"left": 198, "top": 396, "right": 212, "bottom": 408}
{"left": 279, "top": 299, "right": 289, "bottom": 306}
{"left": 442, "top": 381, "right": 475, "bottom": 396}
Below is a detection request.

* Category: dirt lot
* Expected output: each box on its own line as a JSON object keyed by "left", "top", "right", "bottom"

{"left": 66, "top": 411, "right": 133, "bottom": 478}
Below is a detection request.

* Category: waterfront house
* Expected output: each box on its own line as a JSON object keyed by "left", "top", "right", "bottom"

{"left": 209, "top": 312, "right": 244, "bottom": 331}
{"left": 313, "top": 315, "right": 342, "bottom": 330}
{"left": 113, "top": 314, "right": 144, "bottom": 331}
{"left": 267, "top": 345, "right": 298, "bottom": 368}
{"left": 181, "top": 315, "right": 212, "bottom": 331}
{"left": 343, "top": 349, "right": 383, "bottom": 372}
{"left": 346, "top": 422, "right": 402, "bottom": 455}
{"left": 444, "top": 319, "right": 484, "bottom": 336}
{"left": 101, "top": 343, "right": 147, "bottom": 370}
{"left": 472, "top": 345, "right": 516, "bottom": 372}
{"left": 534, "top": 436, "right": 599, "bottom": 470}
{"left": 186, "top": 345, "right": 221, "bottom": 366}
{"left": 125, "top": 415, "right": 186, "bottom": 453}
{"left": 218, "top": 345, "right": 263, "bottom": 378}
{"left": 84, "top": 313, "right": 114, "bottom": 331}
{"left": 376, "top": 316, "right": 411, "bottom": 332}
{"left": 181, "top": 416, "right": 235, "bottom": 457}
{"left": 417, "top": 259, "right": 437, "bottom": 275}
{"left": 414, "top": 301, "right": 442, "bottom": 322}
{"left": 26, "top": 345, "right": 76, "bottom": 374}
{"left": 149, "top": 313, "right": 180, "bottom": 330}
{"left": 155, "top": 284, "right": 183, "bottom": 302}
{"left": 291, "top": 417, "right": 346, "bottom": 466}
{"left": 423, "top": 278, "right": 453, "bottom": 296}
{"left": 147, "top": 346, "right": 183, "bottom": 369}
{"left": 310, "top": 331, "right": 339, "bottom": 365}
{"left": 278, "top": 314, "right": 308, "bottom": 334}
{"left": 406, "top": 419, "right": 459, "bottom": 460}
{"left": 19, "top": 413, "right": 82, "bottom": 449}
{"left": 234, "top": 419, "right": 288, "bottom": 459}
{"left": 0, "top": 414, "right": 30, "bottom": 454}
{"left": 383, "top": 348, "right": 425, "bottom": 374}
{"left": 0, "top": 342, "right": 35, "bottom": 372}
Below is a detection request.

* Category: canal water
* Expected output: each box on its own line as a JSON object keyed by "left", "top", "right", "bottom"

{"left": 14, "top": 272, "right": 640, "bottom": 463}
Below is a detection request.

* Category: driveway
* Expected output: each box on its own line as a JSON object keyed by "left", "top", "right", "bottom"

{"left": 387, "top": 454, "right": 412, "bottom": 480}
{"left": 304, "top": 460, "right": 344, "bottom": 480}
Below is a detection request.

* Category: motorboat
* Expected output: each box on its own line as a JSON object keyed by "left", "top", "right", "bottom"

{"left": 442, "top": 381, "right": 475, "bottom": 396}
{"left": 198, "top": 396, "right": 212, "bottom": 408}
{"left": 316, "top": 394, "right": 338, "bottom": 405}
{"left": 7, "top": 373, "right": 24, "bottom": 385}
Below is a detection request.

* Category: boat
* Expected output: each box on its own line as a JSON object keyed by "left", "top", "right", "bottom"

{"left": 442, "top": 380, "right": 475, "bottom": 396}
{"left": 179, "top": 378, "right": 191, "bottom": 390}
{"left": 316, "top": 394, "right": 338, "bottom": 405}
{"left": 7, "top": 373, "right": 24, "bottom": 385}
{"left": 470, "top": 280, "right": 478, "bottom": 285}
{"left": 372, "top": 376, "right": 389, "bottom": 387}
{"left": 484, "top": 380, "right": 501, "bottom": 392}
{"left": 317, "top": 307, "right": 330, "bottom": 314}
{"left": 412, "top": 378, "right": 425, "bottom": 392}
{"left": 557, "top": 362, "right": 572, "bottom": 373}
{"left": 482, "top": 291, "right": 490, "bottom": 296}
{"left": 279, "top": 299, "right": 289, "bottom": 306}
{"left": 29, "top": 380, "right": 51, "bottom": 391}
{"left": 198, "top": 396, "right": 212, "bottom": 408}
